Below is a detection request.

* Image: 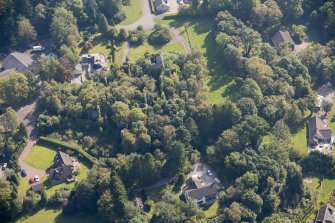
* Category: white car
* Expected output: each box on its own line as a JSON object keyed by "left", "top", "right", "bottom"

{"left": 34, "top": 175, "right": 40, "bottom": 182}
{"left": 206, "top": 170, "right": 213, "bottom": 176}
{"left": 2, "top": 163, "right": 7, "bottom": 170}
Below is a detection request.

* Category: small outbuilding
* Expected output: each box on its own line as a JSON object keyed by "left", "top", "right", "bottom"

{"left": 271, "top": 30, "right": 294, "bottom": 47}
{"left": 31, "top": 181, "right": 45, "bottom": 192}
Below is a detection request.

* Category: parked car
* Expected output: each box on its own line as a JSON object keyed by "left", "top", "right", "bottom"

{"left": 34, "top": 175, "right": 40, "bottom": 182}
{"left": 206, "top": 169, "right": 213, "bottom": 176}
{"left": 21, "top": 169, "right": 27, "bottom": 177}
{"left": 29, "top": 178, "right": 35, "bottom": 184}
{"left": 2, "top": 163, "right": 7, "bottom": 170}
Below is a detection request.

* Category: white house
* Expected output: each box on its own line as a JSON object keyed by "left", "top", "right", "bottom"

{"left": 155, "top": 0, "right": 170, "bottom": 12}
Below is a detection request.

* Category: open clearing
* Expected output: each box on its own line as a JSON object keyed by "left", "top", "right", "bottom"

{"left": 15, "top": 208, "right": 98, "bottom": 223}
{"left": 24, "top": 145, "right": 57, "bottom": 170}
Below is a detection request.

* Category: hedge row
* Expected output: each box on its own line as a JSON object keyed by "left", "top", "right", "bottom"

{"left": 38, "top": 136, "right": 97, "bottom": 165}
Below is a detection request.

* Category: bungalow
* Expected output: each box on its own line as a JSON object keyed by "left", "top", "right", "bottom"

{"left": 2, "top": 52, "right": 36, "bottom": 73}
{"left": 315, "top": 203, "right": 335, "bottom": 223}
{"left": 307, "top": 116, "right": 332, "bottom": 146}
{"left": 48, "top": 151, "right": 75, "bottom": 185}
{"left": 154, "top": 0, "right": 170, "bottom": 13}
{"left": 271, "top": 30, "right": 294, "bottom": 47}
{"left": 183, "top": 176, "right": 219, "bottom": 206}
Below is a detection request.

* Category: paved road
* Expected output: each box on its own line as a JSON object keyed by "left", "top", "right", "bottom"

{"left": 119, "top": 0, "right": 155, "bottom": 31}
{"left": 17, "top": 97, "right": 46, "bottom": 179}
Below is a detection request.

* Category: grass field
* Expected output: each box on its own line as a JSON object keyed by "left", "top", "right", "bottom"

{"left": 128, "top": 42, "right": 185, "bottom": 62}
{"left": 121, "top": 0, "right": 142, "bottom": 25}
{"left": 292, "top": 124, "right": 308, "bottom": 156}
{"left": 203, "top": 202, "right": 219, "bottom": 218}
{"left": 327, "top": 104, "right": 335, "bottom": 132}
{"left": 15, "top": 208, "right": 98, "bottom": 223}
{"left": 24, "top": 145, "right": 57, "bottom": 170}
{"left": 18, "top": 175, "right": 31, "bottom": 198}
{"left": 157, "top": 16, "right": 234, "bottom": 105}
{"left": 305, "top": 177, "right": 335, "bottom": 205}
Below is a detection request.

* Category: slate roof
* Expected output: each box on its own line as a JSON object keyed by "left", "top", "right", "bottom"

{"left": 31, "top": 182, "right": 45, "bottom": 192}
{"left": 308, "top": 116, "right": 332, "bottom": 145}
{"left": 49, "top": 165, "right": 74, "bottom": 185}
{"left": 2, "top": 52, "right": 34, "bottom": 72}
{"left": 58, "top": 151, "right": 73, "bottom": 167}
{"left": 315, "top": 203, "right": 335, "bottom": 223}
{"left": 186, "top": 184, "right": 218, "bottom": 200}
{"left": 271, "top": 30, "right": 294, "bottom": 47}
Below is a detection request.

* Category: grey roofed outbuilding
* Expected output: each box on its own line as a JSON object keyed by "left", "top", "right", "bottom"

{"left": 185, "top": 184, "right": 218, "bottom": 200}
{"left": 2, "top": 52, "right": 35, "bottom": 73}
{"left": 315, "top": 203, "right": 335, "bottom": 223}
{"left": 31, "top": 181, "right": 45, "bottom": 192}
{"left": 271, "top": 30, "right": 295, "bottom": 47}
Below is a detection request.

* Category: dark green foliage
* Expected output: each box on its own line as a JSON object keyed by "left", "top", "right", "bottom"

{"left": 98, "top": 14, "right": 109, "bottom": 33}
{"left": 148, "top": 25, "right": 172, "bottom": 45}
{"left": 128, "top": 28, "right": 145, "bottom": 45}
{"left": 300, "top": 151, "right": 335, "bottom": 177}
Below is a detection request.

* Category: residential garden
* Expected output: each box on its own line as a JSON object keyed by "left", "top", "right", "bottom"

{"left": 18, "top": 143, "right": 90, "bottom": 198}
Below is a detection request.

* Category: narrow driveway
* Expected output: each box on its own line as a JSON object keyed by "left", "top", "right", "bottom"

{"left": 17, "top": 97, "right": 46, "bottom": 178}
{"left": 119, "top": 0, "right": 155, "bottom": 31}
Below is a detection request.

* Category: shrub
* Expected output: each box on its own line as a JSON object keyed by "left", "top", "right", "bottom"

{"left": 118, "top": 28, "right": 128, "bottom": 42}
{"left": 148, "top": 25, "right": 172, "bottom": 45}
{"left": 128, "top": 29, "right": 145, "bottom": 45}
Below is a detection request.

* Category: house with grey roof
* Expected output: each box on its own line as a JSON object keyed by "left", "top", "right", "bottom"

{"left": 307, "top": 116, "right": 332, "bottom": 146}
{"left": 271, "top": 30, "right": 295, "bottom": 47}
{"left": 315, "top": 203, "right": 335, "bottom": 223}
{"left": 183, "top": 176, "right": 219, "bottom": 206}
{"left": 49, "top": 165, "right": 74, "bottom": 185}
{"left": 2, "top": 52, "right": 36, "bottom": 73}
{"left": 48, "top": 151, "right": 75, "bottom": 185}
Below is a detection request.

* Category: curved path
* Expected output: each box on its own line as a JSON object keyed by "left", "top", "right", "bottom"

{"left": 17, "top": 97, "right": 46, "bottom": 179}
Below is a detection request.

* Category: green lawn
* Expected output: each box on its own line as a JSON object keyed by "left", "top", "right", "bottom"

{"left": 17, "top": 175, "right": 31, "bottom": 198}
{"left": 157, "top": 16, "right": 234, "bottom": 105}
{"left": 292, "top": 124, "right": 308, "bottom": 156}
{"left": 128, "top": 42, "right": 185, "bottom": 62}
{"left": 120, "top": 0, "right": 142, "bottom": 25}
{"left": 24, "top": 145, "right": 57, "bottom": 170}
{"left": 15, "top": 208, "right": 98, "bottom": 223}
{"left": 327, "top": 104, "right": 335, "bottom": 132}
{"left": 203, "top": 202, "right": 219, "bottom": 218}
{"left": 305, "top": 177, "right": 335, "bottom": 205}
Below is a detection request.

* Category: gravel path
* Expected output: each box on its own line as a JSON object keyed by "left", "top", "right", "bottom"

{"left": 16, "top": 97, "right": 46, "bottom": 179}
{"left": 169, "top": 27, "right": 191, "bottom": 53}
